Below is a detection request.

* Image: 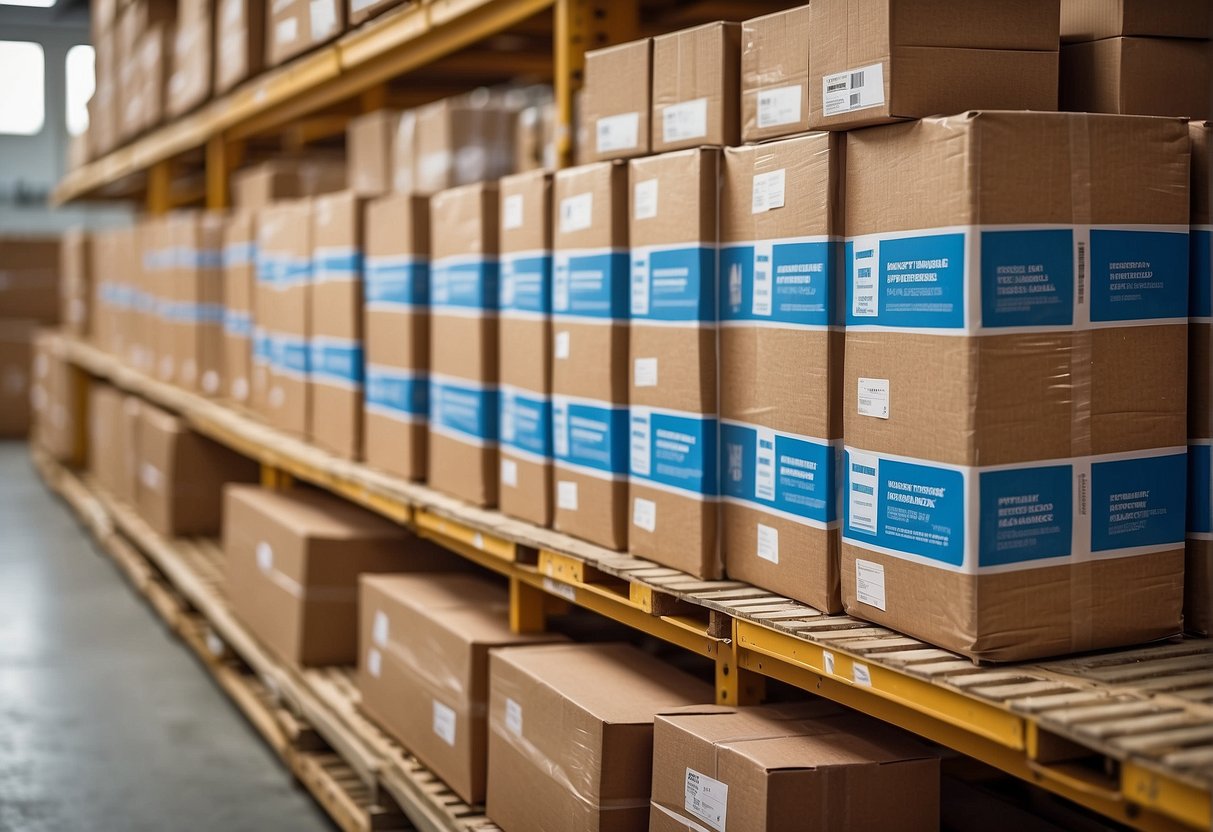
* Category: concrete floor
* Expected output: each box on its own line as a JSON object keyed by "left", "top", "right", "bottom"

{"left": 0, "top": 443, "right": 334, "bottom": 832}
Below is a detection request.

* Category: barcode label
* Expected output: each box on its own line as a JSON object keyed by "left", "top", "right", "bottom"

{"left": 1076, "top": 241, "right": 1087, "bottom": 306}
{"left": 822, "top": 63, "right": 885, "bottom": 117}
{"left": 850, "top": 71, "right": 865, "bottom": 88}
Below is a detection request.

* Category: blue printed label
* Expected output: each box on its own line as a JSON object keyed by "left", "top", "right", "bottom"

{"left": 847, "top": 231, "right": 966, "bottom": 328}
{"left": 225, "top": 309, "right": 252, "bottom": 338}
{"left": 366, "top": 257, "right": 428, "bottom": 308}
{"left": 631, "top": 245, "right": 716, "bottom": 323}
{"left": 366, "top": 366, "right": 427, "bottom": 418}
{"left": 721, "top": 423, "right": 837, "bottom": 525}
{"left": 308, "top": 338, "right": 363, "bottom": 387}
{"left": 257, "top": 254, "right": 310, "bottom": 287}
{"left": 720, "top": 238, "right": 838, "bottom": 327}
{"left": 1088, "top": 229, "right": 1188, "bottom": 322}
{"left": 977, "top": 465, "right": 1073, "bottom": 567}
{"left": 1188, "top": 443, "right": 1212, "bottom": 535}
{"left": 629, "top": 408, "right": 718, "bottom": 496}
{"left": 1090, "top": 453, "right": 1186, "bottom": 551}
{"left": 552, "top": 397, "right": 629, "bottom": 477}
{"left": 501, "top": 252, "right": 551, "bottom": 314}
{"left": 553, "top": 250, "right": 630, "bottom": 319}
{"left": 272, "top": 334, "right": 309, "bottom": 377}
{"left": 980, "top": 229, "right": 1074, "bottom": 328}
{"left": 253, "top": 329, "right": 272, "bottom": 362}
{"left": 430, "top": 377, "right": 498, "bottom": 443}
{"left": 1191, "top": 227, "right": 1212, "bottom": 319}
{"left": 313, "top": 248, "right": 363, "bottom": 282}
{"left": 500, "top": 387, "right": 551, "bottom": 458}
{"left": 224, "top": 241, "right": 256, "bottom": 268}
{"left": 431, "top": 257, "right": 499, "bottom": 311}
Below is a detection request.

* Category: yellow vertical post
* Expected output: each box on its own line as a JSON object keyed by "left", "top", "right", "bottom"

{"left": 509, "top": 577, "right": 547, "bottom": 634}
{"left": 205, "top": 135, "right": 240, "bottom": 210}
{"left": 716, "top": 620, "right": 765, "bottom": 706}
{"left": 146, "top": 161, "right": 173, "bottom": 215}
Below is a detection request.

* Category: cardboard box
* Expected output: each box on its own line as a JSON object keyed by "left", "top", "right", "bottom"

{"left": 650, "top": 703, "right": 939, "bottom": 832}
{"left": 266, "top": 0, "right": 342, "bottom": 67}
{"left": 1061, "top": 0, "right": 1211, "bottom": 42}
{"left": 140, "top": 216, "right": 175, "bottom": 384}
{"left": 651, "top": 23, "right": 741, "bottom": 153}
{"left": 1060, "top": 38, "right": 1212, "bottom": 120}
{"left": 551, "top": 161, "right": 631, "bottom": 550}
{"left": 31, "top": 333, "right": 84, "bottom": 463}
{"left": 60, "top": 228, "right": 92, "bottom": 338}
{"left": 129, "top": 222, "right": 157, "bottom": 374}
{"left": 629, "top": 148, "right": 721, "bottom": 578}
{"left": 223, "top": 209, "right": 256, "bottom": 404}
{"left": 117, "top": 395, "right": 143, "bottom": 505}
{"left": 172, "top": 211, "right": 226, "bottom": 396}
{"left": 1188, "top": 121, "right": 1212, "bottom": 636}
{"left": 808, "top": 0, "right": 1060, "bottom": 131}
{"left": 167, "top": 0, "right": 213, "bottom": 117}
{"left": 363, "top": 193, "right": 430, "bottom": 482}
{"left": 583, "top": 39, "right": 652, "bottom": 162}
{"left": 358, "top": 573, "right": 561, "bottom": 804}
{"left": 136, "top": 403, "right": 259, "bottom": 536}
{"left": 92, "top": 227, "right": 127, "bottom": 357}
{"left": 223, "top": 484, "right": 455, "bottom": 665}
{"left": 514, "top": 102, "right": 555, "bottom": 173}
{"left": 400, "top": 97, "right": 517, "bottom": 196}
{"left": 486, "top": 642, "right": 713, "bottom": 832}
{"left": 0, "top": 321, "right": 37, "bottom": 438}
{"left": 0, "top": 236, "right": 60, "bottom": 323}
{"left": 498, "top": 170, "right": 553, "bottom": 527}
{"left": 721, "top": 134, "right": 844, "bottom": 613}
{"left": 233, "top": 159, "right": 346, "bottom": 211}
{"left": 88, "top": 382, "right": 124, "bottom": 493}
{"left": 347, "top": 110, "right": 400, "bottom": 197}
{"left": 214, "top": 0, "right": 265, "bottom": 93}
{"left": 310, "top": 191, "right": 365, "bottom": 460}
{"left": 428, "top": 182, "right": 499, "bottom": 507}
{"left": 741, "top": 5, "right": 810, "bottom": 144}
{"left": 842, "top": 111, "right": 1190, "bottom": 661}
{"left": 140, "top": 23, "right": 171, "bottom": 129}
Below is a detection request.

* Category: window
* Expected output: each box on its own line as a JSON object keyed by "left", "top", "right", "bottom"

{"left": 0, "top": 0, "right": 56, "bottom": 9}
{"left": 0, "top": 42, "right": 45, "bottom": 135}
{"left": 65, "top": 45, "right": 94, "bottom": 136}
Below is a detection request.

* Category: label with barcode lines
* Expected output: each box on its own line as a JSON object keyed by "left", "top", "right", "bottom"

{"left": 1076, "top": 241, "right": 1087, "bottom": 306}
{"left": 822, "top": 63, "right": 885, "bottom": 117}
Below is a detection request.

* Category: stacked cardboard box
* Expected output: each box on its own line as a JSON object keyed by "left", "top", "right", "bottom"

{"left": 651, "top": 22, "right": 741, "bottom": 153}
{"left": 167, "top": 0, "right": 214, "bottom": 117}
{"left": 1, "top": 236, "right": 61, "bottom": 438}
{"left": 214, "top": 0, "right": 264, "bottom": 93}
{"left": 0, "top": 321, "right": 39, "bottom": 438}
{"left": 233, "top": 159, "right": 347, "bottom": 209}
{"left": 60, "top": 229, "right": 93, "bottom": 339}
{"left": 347, "top": 110, "right": 401, "bottom": 197}
{"left": 1189, "top": 121, "right": 1213, "bottom": 636}
{"left": 740, "top": 5, "right": 810, "bottom": 143}
{"left": 30, "top": 333, "right": 84, "bottom": 464}
{"left": 118, "top": 0, "right": 177, "bottom": 138}
{"left": 171, "top": 211, "right": 226, "bottom": 396}
{"left": 583, "top": 40, "right": 653, "bottom": 162}
{"left": 266, "top": 0, "right": 343, "bottom": 67}
{"left": 223, "top": 210, "right": 257, "bottom": 405}
{"left": 394, "top": 95, "right": 518, "bottom": 196}
{"left": 89, "top": 0, "right": 120, "bottom": 156}
{"left": 88, "top": 382, "right": 124, "bottom": 494}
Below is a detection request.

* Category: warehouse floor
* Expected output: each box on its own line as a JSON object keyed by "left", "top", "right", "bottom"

{"left": 0, "top": 443, "right": 333, "bottom": 832}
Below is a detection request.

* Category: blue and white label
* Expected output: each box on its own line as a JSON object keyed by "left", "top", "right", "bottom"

{"left": 631, "top": 244, "right": 717, "bottom": 323}
{"left": 366, "top": 365, "right": 427, "bottom": 421}
{"left": 552, "top": 248, "right": 629, "bottom": 320}
{"left": 844, "top": 446, "right": 1187, "bottom": 574}
{"left": 629, "top": 407, "right": 718, "bottom": 497}
{"left": 224, "top": 309, "right": 252, "bottom": 338}
{"left": 721, "top": 422, "right": 837, "bottom": 527}
{"left": 272, "top": 334, "right": 309, "bottom": 379}
{"left": 1191, "top": 225, "right": 1212, "bottom": 321}
{"left": 313, "top": 247, "right": 363, "bottom": 284}
{"left": 257, "top": 253, "right": 311, "bottom": 288}
{"left": 224, "top": 241, "right": 256, "bottom": 268}
{"left": 366, "top": 255, "right": 428, "bottom": 309}
{"left": 308, "top": 337, "right": 363, "bottom": 388}
{"left": 430, "top": 375, "right": 498, "bottom": 444}
{"left": 501, "top": 251, "right": 551, "bottom": 316}
{"left": 720, "top": 236, "right": 839, "bottom": 327}
{"left": 253, "top": 328, "right": 272, "bottom": 364}
{"left": 551, "top": 395, "right": 629, "bottom": 478}
{"left": 1188, "top": 441, "right": 1211, "bottom": 537}
{"left": 500, "top": 385, "right": 551, "bottom": 460}
{"left": 846, "top": 224, "right": 1188, "bottom": 333}
{"left": 431, "top": 255, "right": 499, "bottom": 312}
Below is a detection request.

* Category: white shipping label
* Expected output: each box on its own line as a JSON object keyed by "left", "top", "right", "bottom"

{"left": 372, "top": 610, "right": 389, "bottom": 646}
{"left": 822, "top": 62, "right": 885, "bottom": 117}
{"left": 140, "top": 462, "right": 163, "bottom": 491}
{"left": 554, "top": 330, "right": 570, "bottom": 359}
{"left": 503, "top": 194, "right": 524, "bottom": 230}
{"left": 684, "top": 768, "right": 728, "bottom": 832}
{"left": 756, "top": 84, "right": 803, "bottom": 128}
{"left": 309, "top": 0, "right": 335, "bottom": 36}
{"left": 542, "top": 576, "right": 576, "bottom": 602}
{"left": 823, "top": 650, "right": 835, "bottom": 675}
{"left": 432, "top": 700, "right": 457, "bottom": 746}
{"left": 855, "top": 559, "right": 887, "bottom": 611}
{"left": 222, "top": 0, "right": 241, "bottom": 25}
{"left": 632, "top": 497, "right": 657, "bottom": 532}
{"left": 754, "top": 426, "right": 776, "bottom": 501}
{"left": 553, "top": 403, "right": 570, "bottom": 458}
{"left": 366, "top": 647, "right": 382, "bottom": 678}
{"left": 559, "top": 192, "right": 593, "bottom": 233}
{"left": 751, "top": 241, "right": 773, "bottom": 317}
{"left": 596, "top": 112, "right": 640, "bottom": 153}
{"left": 633, "top": 178, "right": 659, "bottom": 220}
{"left": 634, "top": 357, "right": 658, "bottom": 388}
{"left": 557, "top": 480, "right": 578, "bottom": 511}
{"left": 631, "top": 249, "right": 651, "bottom": 315}
{"left": 751, "top": 169, "right": 786, "bottom": 214}
{"left": 857, "top": 377, "right": 889, "bottom": 419}
{"left": 256, "top": 541, "right": 273, "bottom": 573}
{"left": 662, "top": 98, "right": 708, "bottom": 143}
{"left": 853, "top": 663, "right": 873, "bottom": 686}
{"left": 757, "top": 523, "right": 779, "bottom": 565}
{"left": 501, "top": 458, "right": 518, "bottom": 487}
{"left": 505, "top": 697, "right": 523, "bottom": 736}
{"left": 274, "top": 17, "right": 297, "bottom": 46}
{"left": 630, "top": 410, "right": 652, "bottom": 477}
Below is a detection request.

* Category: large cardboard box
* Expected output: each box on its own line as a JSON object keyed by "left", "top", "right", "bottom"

{"left": 498, "top": 170, "right": 553, "bottom": 527}
{"left": 166, "top": 0, "right": 213, "bottom": 117}
{"left": 721, "top": 134, "right": 844, "bottom": 613}
{"left": 629, "top": 148, "right": 721, "bottom": 578}
{"left": 0, "top": 236, "right": 60, "bottom": 323}
{"left": 842, "top": 111, "right": 1190, "bottom": 661}
{"left": 650, "top": 703, "right": 940, "bottom": 832}
{"left": 129, "top": 222, "right": 157, "bottom": 375}
{"left": 140, "top": 23, "right": 171, "bottom": 129}
{"left": 310, "top": 191, "right": 365, "bottom": 460}
{"left": 31, "top": 334, "right": 84, "bottom": 464}
{"left": 398, "top": 97, "right": 517, "bottom": 196}
{"left": 358, "top": 574, "right": 561, "bottom": 805}
{"left": 257, "top": 199, "right": 313, "bottom": 437}
{"left": 347, "top": 110, "right": 400, "bottom": 197}
{"left": 214, "top": 0, "right": 265, "bottom": 93}
{"left": 651, "top": 22, "right": 741, "bottom": 154}
{"left": 234, "top": 159, "right": 346, "bottom": 211}
{"left": 1188, "top": 121, "right": 1213, "bottom": 636}
{"left": 551, "top": 161, "right": 631, "bottom": 550}
{"left": 428, "top": 182, "right": 499, "bottom": 507}
{"left": 363, "top": 193, "right": 430, "bottom": 482}
{"left": 136, "top": 403, "right": 259, "bottom": 536}
{"left": 266, "top": 0, "right": 342, "bottom": 67}
{"left": 60, "top": 228, "right": 92, "bottom": 338}
{"left": 808, "top": 0, "right": 1060, "bottom": 132}
{"left": 583, "top": 39, "right": 652, "bottom": 163}
{"left": 1061, "top": 0, "right": 1211, "bottom": 42}
{"left": 140, "top": 216, "right": 175, "bottom": 384}
{"left": 223, "top": 209, "right": 256, "bottom": 405}
{"left": 741, "top": 5, "right": 810, "bottom": 144}
{"left": 172, "top": 211, "right": 226, "bottom": 397}
{"left": 0, "top": 321, "right": 37, "bottom": 438}
{"left": 1060, "top": 38, "right": 1212, "bottom": 120}
{"left": 88, "top": 382, "right": 124, "bottom": 493}
{"left": 223, "top": 484, "right": 455, "bottom": 665}
{"left": 486, "top": 643, "right": 713, "bottom": 832}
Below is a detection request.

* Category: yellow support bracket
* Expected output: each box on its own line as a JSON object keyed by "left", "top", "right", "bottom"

{"left": 414, "top": 509, "right": 516, "bottom": 563}
{"left": 716, "top": 619, "right": 764, "bottom": 707}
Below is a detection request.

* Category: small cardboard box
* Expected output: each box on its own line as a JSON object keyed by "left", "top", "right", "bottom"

{"left": 224, "top": 484, "right": 456, "bottom": 665}
{"left": 628, "top": 148, "right": 721, "bottom": 578}
{"left": 363, "top": 192, "right": 430, "bottom": 482}
{"left": 60, "top": 228, "right": 92, "bottom": 338}
{"left": 551, "top": 161, "right": 631, "bottom": 550}
{"left": 31, "top": 333, "right": 84, "bottom": 464}
{"left": 166, "top": 0, "right": 212, "bottom": 118}
{"left": 1188, "top": 121, "right": 1213, "bottom": 636}
{"left": 234, "top": 159, "right": 346, "bottom": 211}
{"left": 808, "top": 0, "right": 1060, "bottom": 131}
{"left": 651, "top": 22, "right": 741, "bottom": 153}
{"left": 117, "top": 395, "right": 143, "bottom": 505}
{"left": 88, "top": 382, "right": 123, "bottom": 493}
{"left": 498, "top": 170, "right": 553, "bottom": 527}
{"left": 0, "top": 321, "right": 37, "bottom": 438}
{"left": 486, "top": 643, "right": 713, "bottom": 832}
{"left": 1061, "top": 0, "right": 1211, "bottom": 41}
{"left": 583, "top": 39, "right": 652, "bottom": 162}
{"left": 1060, "top": 37, "right": 1212, "bottom": 120}
{"left": 357, "top": 573, "right": 561, "bottom": 804}
{"left": 172, "top": 211, "right": 226, "bottom": 397}
{"left": 214, "top": 0, "right": 265, "bottom": 93}
{"left": 347, "top": 110, "right": 401, "bottom": 197}
{"left": 398, "top": 97, "right": 517, "bottom": 196}
{"left": 741, "top": 5, "right": 810, "bottom": 143}
{"left": 140, "top": 23, "right": 171, "bottom": 130}
{"left": 428, "top": 182, "right": 500, "bottom": 507}
{"left": 223, "top": 209, "right": 256, "bottom": 405}
{"left": 0, "top": 236, "right": 60, "bottom": 323}
{"left": 135, "top": 403, "right": 259, "bottom": 536}
{"left": 266, "top": 0, "right": 342, "bottom": 67}
{"left": 650, "top": 703, "right": 940, "bottom": 832}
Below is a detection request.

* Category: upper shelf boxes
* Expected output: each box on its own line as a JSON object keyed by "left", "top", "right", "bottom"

{"left": 651, "top": 22, "right": 741, "bottom": 153}
{"left": 583, "top": 39, "right": 653, "bottom": 162}
{"left": 741, "top": 5, "right": 811, "bottom": 143}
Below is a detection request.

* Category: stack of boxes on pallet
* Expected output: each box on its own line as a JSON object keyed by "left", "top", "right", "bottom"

{"left": 0, "top": 237, "right": 60, "bottom": 438}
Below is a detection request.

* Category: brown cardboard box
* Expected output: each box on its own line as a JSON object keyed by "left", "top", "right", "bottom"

{"left": 628, "top": 148, "right": 721, "bottom": 578}
{"left": 140, "top": 23, "right": 171, "bottom": 129}
{"left": 1188, "top": 121, "right": 1212, "bottom": 636}
{"left": 309, "top": 191, "right": 365, "bottom": 460}
{"left": 172, "top": 211, "right": 226, "bottom": 396}
{"left": 347, "top": 110, "right": 400, "bottom": 197}
{"left": 1061, "top": 0, "right": 1211, "bottom": 42}
{"left": 428, "top": 182, "right": 499, "bottom": 507}
{"left": 720, "top": 134, "right": 844, "bottom": 613}
{"left": 257, "top": 199, "right": 312, "bottom": 437}
{"left": 741, "top": 5, "right": 810, "bottom": 144}
{"left": 357, "top": 573, "right": 561, "bottom": 804}
{"left": 514, "top": 102, "right": 555, "bottom": 173}
{"left": 363, "top": 193, "right": 429, "bottom": 482}
{"left": 401, "top": 97, "right": 517, "bottom": 196}
{"left": 0, "top": 321, "right": 37, "bottom": 438}
{"left": 0, "top": 236, "right": 60, "bottom": 323}
{"left": 167, "top": 0, "right": 213, "bottom": 117}
{"left": 31, "top": 333, "right": 84, "bottom": 463}
{"left": 233, "top": 159, "right": 346, "bottom": 210}
{"left": 88, "top": 382, "right": 123, "bottom": 493}
{"left": 808, "top": 0, "right": 1060, "bottom": 132}
{"left": 128, "top": 222, "right": 156, "bottom": 374}
{"left": 136, "top": 403, "right": 259, "bottom": 536}
{"left": 139, "top": 216, "right": 174, "bottom": 384}
{"left": 842, "top": 111, "right": 1190, "bottom": 661}
{"left": 214, "top": 0, "right": 265, "bottom": 93}
{"left": 1060, "top": 38, "right": 1212, "bottom": 120}
{"left": 486, "top": 643, "right": 713, "bottom": 832}
{"left": 651, "top": 23, "right": 741, "bottom": 153}
{"left": 92, "top": 0, "right": 117, "bottom": 43}
{"left": 266, "top": 0, "right": 343, "bottom": 67}
{"left": 223, "top": 209, "right": 256, "bottom": 404}
{"left": 650, "top": 703, "right": 939, "bottom": 832}
{"left": 498, "top": 170, "right": 553, "bottom": 527}
{"left": 583, "top": 39, "right": 652, "bottom": 162}
{"left": 551, "top": 161, "right": 630, "bottom": 550}
{"left": 117, "top": 395, "right": 143, "bottom": 505}
{"left": 223, "top": 484, "right": 456, "bottom": 665}
{"left": 60, "top": 228, "right": 92, "bottom": 338}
